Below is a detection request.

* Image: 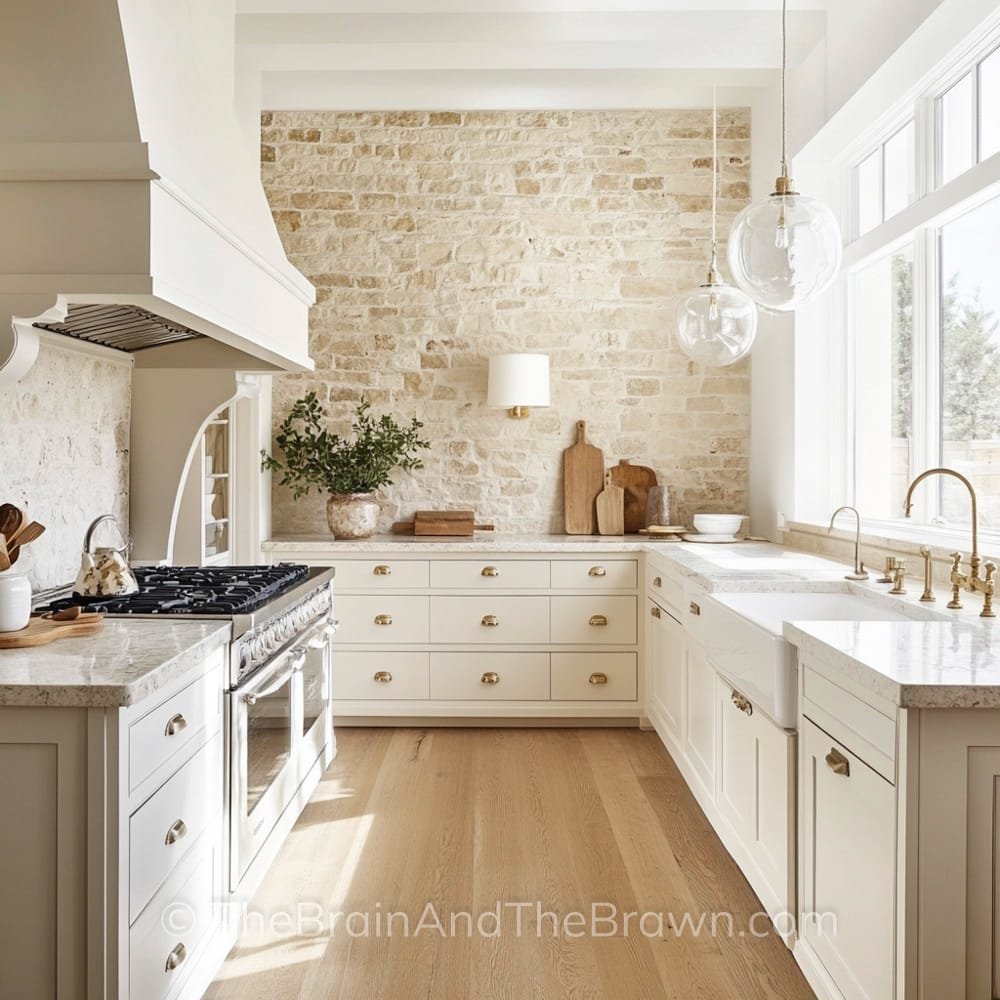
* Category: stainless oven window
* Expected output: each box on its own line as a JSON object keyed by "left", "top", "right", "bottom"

{"left": 246, "top": 673, "right": 294, "bottom": 814}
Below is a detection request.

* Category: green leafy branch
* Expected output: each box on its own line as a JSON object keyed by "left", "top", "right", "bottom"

{"left": 261, "top": 393, "right": 430, "bottom": 498}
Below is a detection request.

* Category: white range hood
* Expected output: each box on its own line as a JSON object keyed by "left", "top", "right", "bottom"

{"left": 0, "top": 0, "right": 315, "bottom": 385}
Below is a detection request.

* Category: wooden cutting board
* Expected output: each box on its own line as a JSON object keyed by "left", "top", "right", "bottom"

{"left": 563, "top": 420, "right": 604, "bottom": 535}
{"left": 609, "top": 459, "right": 658, "bottom": 534}
{"left": 0, "top": 615, "right": 105, "bottom": 649}
{"left": 595, "top": 473, "right": 625, "bottom": 536}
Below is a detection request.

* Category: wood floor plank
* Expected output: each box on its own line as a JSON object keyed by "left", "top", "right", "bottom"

{"left": 207, "top": 728, "right": 815, "bottom": 1000}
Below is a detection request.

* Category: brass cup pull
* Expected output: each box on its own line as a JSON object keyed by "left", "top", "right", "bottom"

{"left": 481, "top": 615, "right": 499, "bottom": 627}
{"left": 164, "top": 713, "right": 187, "bottom": 737}
{"left": 373, "top": 565, "right": 391, "bottom": 576}
{"left": 481, "top": 671, "right": 500, "bottom": 685}
{"left": 374, "top": 614, "right": 393, "bottom": 626}
{"left": 689, "top": 601, "right": 701, "bottom": 616}
{"left": 164, "top": 819, "right": 188, "bottom": 846}
{"left": 653, "top": 576, "right": 662, "bottom": 587}
{"left": 589, "top": 614, "right": 608, "bottom": 627}
{"left": 650, "top": 605, "right": 661, "bottom": 619}
{"left": 825, "top": 748, "right": 851, "bottom": 777}
{"left": 588, "top": 566, "right": 607, "bottom": 577}
{"left": 165, "top": 942, "right": 187, "bottom": 972}
{"left": 589, "top": 672, "right": 608, "bottom": 685}
{"left": 730, "top": 690, "right": 753, "bottom": 716}
{"left": 481, "top": 566, "right": 499, "bottom": 577}
{"left": 373, "top": 671, "right": 393, "bottom": 684}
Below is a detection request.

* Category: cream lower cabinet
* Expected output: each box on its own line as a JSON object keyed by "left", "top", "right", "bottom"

{"left": 646, "top": 600, "right": 684, "bottom": 754}
{"left": 0, "top": 645, "right": 230, "bottom": 1000}
{"left": 275, "top": 550, "right": 642, "bottom": 723}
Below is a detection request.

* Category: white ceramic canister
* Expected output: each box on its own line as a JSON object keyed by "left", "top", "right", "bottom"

{"left": 0, "top": 570, "right": 31, "bottom": 632}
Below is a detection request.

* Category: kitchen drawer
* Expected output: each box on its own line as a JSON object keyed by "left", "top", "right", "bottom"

{"left": 551, "top": 559, "right": 637, "bottom": 590}
{"left": 332, "top": 559, "right": 429, "bottom": 589}
{"left": 645, "top": 561, "right": 685, "bottom": 618}
{"left": 430, "top": 559, "right": 549, "bottom": 589}
{"left": 130, "top": 833, "right": 220, "bottom": 1000}
{"left": 430, "top": 652, "right": 550, "bottom": 700}
{"left": 429, "top": 596, "right": 549, "bottom": 644}
{"left": 551, "top": 596, "right": 637, "bottom": 644}
{"left": 551, "top": 653, "right": 637, "bottom": 701}
{"left": 335, "top": 595, "right": 429, "bottom": 644}
{"left": 335, "top": 652, "right": 430, "bottom": 700}
{"left": 802, "top": 665, "right": 897, "bottom": 782}
{"left": 129, "top": 733, "right": 223, "bottom": 922}
{"left": 128, "top": 650, "right": 224, "bottom": 797}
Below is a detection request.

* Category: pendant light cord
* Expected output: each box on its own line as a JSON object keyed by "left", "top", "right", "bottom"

{"left": 711, "top": 85, "right": 718, "bottom": 266}
{"left": 780, "top": 0, "right": 788, "bottom": 178}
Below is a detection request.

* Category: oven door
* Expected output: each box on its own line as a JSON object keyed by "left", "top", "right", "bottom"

{"left": 230, "top": 641, "right": 304, "bottom": 887}
{"left": 299, "top": 618, "right": 336, "bottom": 782}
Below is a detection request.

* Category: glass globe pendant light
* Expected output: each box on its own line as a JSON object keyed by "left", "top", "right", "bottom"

{"left": 675, "top": 89, "right": 758, "bottom": 367}
{"left": 728, "top": 0, "right": 842, "bottom": 311}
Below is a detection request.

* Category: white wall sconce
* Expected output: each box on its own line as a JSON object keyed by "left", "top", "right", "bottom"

{"left": 487, "top": 353, "right": 551, "bottom": 419}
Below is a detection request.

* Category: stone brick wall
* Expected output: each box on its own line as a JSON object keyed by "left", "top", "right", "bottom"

{"left": 262, "top": 109, "right": 751, "bottom": 535}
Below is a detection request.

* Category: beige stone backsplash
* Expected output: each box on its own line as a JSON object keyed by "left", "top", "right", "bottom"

{"left": 263, "top": 109, "right": 751, "bottom": 535}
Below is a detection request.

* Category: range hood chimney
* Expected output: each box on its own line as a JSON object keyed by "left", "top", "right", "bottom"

{"left": 0, "top": 0, "right": 315, "bottom": 385}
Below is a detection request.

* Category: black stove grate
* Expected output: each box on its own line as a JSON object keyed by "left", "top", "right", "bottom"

{"left": 37, "top": 564, "right": 311, "bottom": 616}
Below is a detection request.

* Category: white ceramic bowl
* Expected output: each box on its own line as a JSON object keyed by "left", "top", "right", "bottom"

{"left": 693, "top": 513, "right": 744, "bottom": 536}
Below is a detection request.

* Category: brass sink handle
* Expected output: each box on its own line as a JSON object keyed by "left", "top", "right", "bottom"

{"left": 877, "top": 556, "right": 898, "bottom": 584}
{"left": 889, "top": 561, "right": 907, "bottom": 595}
{"left": 982, "top": 563, "right": 996, "bottom": 619}
{"left": 948, "top": 552, "right": 965, "bottom": 610}
{"left": 825, "top": 748, "right": 850, "bottom": 777}
{"left": 919, "top": 546, "right": 936, "bottom": 603}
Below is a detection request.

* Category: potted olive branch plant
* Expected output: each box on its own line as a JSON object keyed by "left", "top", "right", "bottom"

{"left": 262, "top": 392, "right": 430, "bottom": 538}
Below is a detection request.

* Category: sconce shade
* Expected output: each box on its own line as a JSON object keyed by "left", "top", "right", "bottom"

{"left": 487, "top": 353, "right": 551, "bottom": 409}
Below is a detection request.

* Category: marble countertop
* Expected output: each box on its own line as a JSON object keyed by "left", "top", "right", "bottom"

{"left": 785, "top": 619, "right": 1000, "bottom": 709}
{"left": 0, "top": 620, "right": 231, "bottom": 708}
{"left": 265, "top": 532, "right": 652, "bottom": 553}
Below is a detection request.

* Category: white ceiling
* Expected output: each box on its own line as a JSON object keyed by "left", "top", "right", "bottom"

{"left": 236, "top": 0, "right": 828, "bottom": 109}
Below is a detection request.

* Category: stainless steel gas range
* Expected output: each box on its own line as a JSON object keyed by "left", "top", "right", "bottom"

{"left": 38, "top": 563, "right": 338, "bottom": 892}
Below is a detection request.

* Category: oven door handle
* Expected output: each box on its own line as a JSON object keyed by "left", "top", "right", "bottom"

{"left": 304, "top": 616, "right": 338, "bottom": 649}
{"left": 241, "top": 649, "right": 307, "bottom": 705}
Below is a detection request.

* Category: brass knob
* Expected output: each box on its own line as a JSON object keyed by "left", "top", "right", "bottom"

{"left": 588, "top": 566, "right": 607, "bottom": 577}
{"left": 481, "top": 614, "right": 499, "bottom": 627}
{"left": 164, "top": 819, "right": 188, "bottom": 846}
{"left": 373, "top": 671, "right": 393, "bottom": 683}
{"left": 650, "top": 605, "right": 661, "bottom": 619}
{"left": 825, "top": 748, "right": 850, "bottom": 777}
{"left": 374, "top": 614, "right": 393, "bottom": 626}
{"left": 653, "top": 576, "right": 662, "bottom": 587}
{"left": 589, "top": 614, "right": 608, "bottom": 627}
{"left": 730, "top": 690, "right": 753, "bottom": 716}
{"left": 164, "top": 712, "right": 187, "bottom": 737}
{"left": 589, "top": 672, "right": 609, "bottom": 685}
{"left": 481, "top": 566, "right": 499, "bottom": 577}
{"left": 373, "top": 565, "right": 391, "bottom": 576}
{"left": 481, "top": 671, "right": 500, "bottom": 685}
{"left": 165, "top": 942, "right": 187, "bottom": 972}
{"left": 689, "top": 601, "right": 701, "bottom": 616}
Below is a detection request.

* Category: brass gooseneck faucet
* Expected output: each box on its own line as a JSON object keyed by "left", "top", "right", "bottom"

{"left": 903, "top": 467, "right": 996, "bottom": 618}
{"left": 827, "top": 505, "right": 868, "bottom": 580}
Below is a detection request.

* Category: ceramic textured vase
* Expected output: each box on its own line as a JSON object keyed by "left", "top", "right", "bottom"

{"left": 0, "top": 570, "right": 31, "bottom": 632}
{"left": 326, "top": 492, "right": 380, "bottom": 539}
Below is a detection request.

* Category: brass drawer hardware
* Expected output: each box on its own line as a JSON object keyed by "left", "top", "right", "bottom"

{"left": 588, "top": 566, "right": 607, "bottom": 577}
{"left": 374, "top": 614, "right": 393, "bottom": 626}
{"left": 589, "top": 614, "right": 608, "bottom": 627}
{"left": 373, "top": 671, "right": 393, "bottom": 684}
{"left": 689, "top": 601, "right": 701, "bottom": 616}
{"left": 730, "top": 690, "right": 753, "bottom": 716}
{"left": 589, "top": 672, "right": 609, "bottom": 685}
{"left": 481, "top": 614, "right": 499, "bottom": 627}
{"left": 825, "top": 748, "right": 851, "bottom": 777}
{"left": 165, "top": 942, "right": 187, "bottom": 972}
{"left": 481, "top": 671, "right": 500, "bottom": 685}
{"left": 373, "top": 564, "right": 391, "bottom": 576}
{"left": 650, "top": 605, "right": 661, "bottom": 619}
{"left": 653, "top": 576, "right": 662, "bottom": 587}
{"left": 164, "top": 713, "right": 187, "bottom": 737}
{"left": 481, "top": 566, "right": 499, "bottom": 577}
{"left": 164, "top": 819, "right": 188, "bottom": 846}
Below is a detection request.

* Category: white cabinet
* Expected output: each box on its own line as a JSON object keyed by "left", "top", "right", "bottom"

{"left": 647, "top": 600, "right": 684, "bottom": 753}
{"left": 684, "top": 637, "right": 717, "bottom": 802}
{"left": 799, "top": 716, "right": 896, "bottom": 1000}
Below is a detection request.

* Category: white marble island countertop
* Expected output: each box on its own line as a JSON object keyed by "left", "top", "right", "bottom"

{"left": 785, "top": 619, "right": 1000, "bottom": 708}
{"left": 0, "top": 620, "right": 231, "bottom": 708}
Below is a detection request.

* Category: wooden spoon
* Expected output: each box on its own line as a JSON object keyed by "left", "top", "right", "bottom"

{"left": 8, "top": 521, "right": 45, "bottom": 547}
{"left": 0, "top": 534, "right": 10, "bottom": 572}
{"left": 0, "top": 504, "right": 22, "bottom": 541}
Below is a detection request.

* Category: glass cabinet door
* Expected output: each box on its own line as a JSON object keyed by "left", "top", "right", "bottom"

{"left": 203, "top": 408, "right": 231, "bottom": 561}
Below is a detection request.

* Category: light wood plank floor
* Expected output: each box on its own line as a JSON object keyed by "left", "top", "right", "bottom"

{"left": 206, "top": 729, "right": 814, "bottom": 1000}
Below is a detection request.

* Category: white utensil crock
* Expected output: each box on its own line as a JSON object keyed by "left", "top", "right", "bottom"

{"left": 0, "top": 570, "right": 31, "bottom": 632}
